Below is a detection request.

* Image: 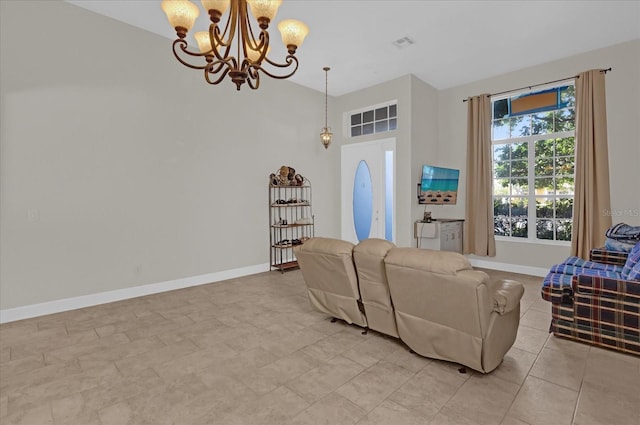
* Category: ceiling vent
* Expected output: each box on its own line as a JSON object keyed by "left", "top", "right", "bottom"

{"left": 392, "top": 36, "right": 415, "bottom": 49}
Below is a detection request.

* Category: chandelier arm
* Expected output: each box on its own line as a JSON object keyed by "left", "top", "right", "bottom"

{"left": 207, "top": 59, "right": 229, "bottom": 75}
{"left": 213, "top": 2, "right": 236, "bottom": 48}
{"left": 262, "top": 54, "right": 297, "bottom": 70}
{"left": 251, "top": 31, "right": 269, "bottom": 64}
{"left": 254, "top": 56, "right": 299, "bottom": 80}
{"left": 205, "top": 64, "right": 231, "bottom": 85}
{"left": 244, "top": 15, "right": 267, "bottom": 53}
{"left": 246, "top": 70, "right": 261, "bottom": 90}
{"left": 238, "top": 1, "right": 263, "bottom": 64}
{"left": 246, "top": 61, "right": 260, "bottom": 80}
{"left": 209, "top": 25, "right": 234, "bottom": 64}
{"left": 239, "top": 0, "right": 251, "bottom": 53}
{"left": 172, "top": 39, "right": 213, "bottom": 70}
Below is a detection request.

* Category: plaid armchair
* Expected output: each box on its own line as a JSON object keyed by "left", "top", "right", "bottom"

{"left": 541, "top": 242, "right": 640, "bottom": 355}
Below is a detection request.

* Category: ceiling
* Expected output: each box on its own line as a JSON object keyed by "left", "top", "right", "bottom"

{"left": 65, "top": 0, "right": 640, "bottom": 96}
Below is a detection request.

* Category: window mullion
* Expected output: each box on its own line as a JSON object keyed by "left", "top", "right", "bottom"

{"left": 528, "top": 138, "right": 536, "bottom": 241}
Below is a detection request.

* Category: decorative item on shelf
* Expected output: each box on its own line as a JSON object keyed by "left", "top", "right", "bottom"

{"left": 269, "top": 165, "right": 305, "bottom": 186}
{"left": 320, "top": 66, "right": 333, "bottom": 149}
{"left": 160, "top": 0, "right": 309, "bottom": 91}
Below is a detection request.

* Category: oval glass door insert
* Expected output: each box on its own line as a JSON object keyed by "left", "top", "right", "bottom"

{"left": 353, "top": 160, "right": 373, "bottom": 241}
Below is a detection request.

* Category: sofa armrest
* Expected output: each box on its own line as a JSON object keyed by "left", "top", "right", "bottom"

{"left": 589, "top": 248, "right": 629, "bottom": 267}
{"left": 572, "top": 274, "right": 640, "bottom": 301}
{"left": 492, "top": 279, "right": 525, "bottom": 315}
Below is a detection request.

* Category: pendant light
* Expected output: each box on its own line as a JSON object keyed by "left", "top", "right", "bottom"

{"left": 320, "top": 67, "right": 333, "bottom": 149}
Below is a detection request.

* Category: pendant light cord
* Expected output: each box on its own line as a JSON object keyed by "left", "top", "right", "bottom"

{"left": 323, "top": 67, "right": 330, "bottom": 128}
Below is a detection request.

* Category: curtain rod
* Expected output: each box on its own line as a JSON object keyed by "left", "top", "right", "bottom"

{"left": 462, "top": 67, "right": 612, "bottom": 102}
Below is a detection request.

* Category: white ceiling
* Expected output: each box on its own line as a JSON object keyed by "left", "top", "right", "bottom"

{"left": 65, "top": 0, "right": 640, "bottom": 96}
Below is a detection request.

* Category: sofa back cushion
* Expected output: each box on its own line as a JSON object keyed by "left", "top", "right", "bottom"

{"left": 353, "top": 238, "right": 398, "bottom": 337}
{"left": 294, "top": 237, "right": 367, "bottom": 327}
{"left": 384, "top": 248, "right": 491, "bottom": 337}
{"left": 621, "top": 241, "right": 640, "bottom": 281}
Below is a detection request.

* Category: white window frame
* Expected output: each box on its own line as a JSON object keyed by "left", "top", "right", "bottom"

{"left": 345, "top": 101, "right": 398, "bottom": 139}
{"left": 491, "top": 83, "right": 575, "bottom": 245}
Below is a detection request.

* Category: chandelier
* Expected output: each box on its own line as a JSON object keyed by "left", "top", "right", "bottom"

{"left": 161, "top": 0, "right": 309, "bottom": 90}
{"left": 320, "top": 67, "right": 332, "bottom": 149}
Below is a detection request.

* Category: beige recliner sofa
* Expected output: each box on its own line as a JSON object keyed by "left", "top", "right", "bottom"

{"left": 294, "top": 237, "right": 524, "bottom": 373}
{"left": 385, "top": 248, "right": 524, "bottom": 373}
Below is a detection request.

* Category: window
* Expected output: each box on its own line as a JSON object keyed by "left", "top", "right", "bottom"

{"left": 492, "top": 84, "right": 575, "bottom": 242}
{"left": 349, "top": 103, "right": 397, "bottom": 137}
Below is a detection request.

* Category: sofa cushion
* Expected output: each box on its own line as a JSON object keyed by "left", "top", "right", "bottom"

{"left": 621, "top": 241, "right": 640, "bottom": 280}
{"left": 562, "top": 256, "right": 589, "bottom": 266}
{"left": 548, "top": 264, "right": 623, "bottom": 278}
{"left": 628, "top": 260, "right": 640, "bottom": 281}
{"left": 384, "top": 247, "right": 471, "bottom": 275}
{"left": 559, "top": 256, "right": 624, "bottom": 273}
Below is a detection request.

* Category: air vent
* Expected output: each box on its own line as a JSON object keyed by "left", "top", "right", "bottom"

{"left": 392, "top": 36, "right": 415, "bottom": 49}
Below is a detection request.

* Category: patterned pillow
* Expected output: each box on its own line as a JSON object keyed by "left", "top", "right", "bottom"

{"left": 628, "top": 260, "right": 640, "bottom": 281}
{"left": 620, "top": 241, "right": 640, "bottom": 280}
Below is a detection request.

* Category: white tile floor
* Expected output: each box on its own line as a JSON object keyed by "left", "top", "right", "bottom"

{"left": 1, "top": 268, "right": 638, "bottom": 425}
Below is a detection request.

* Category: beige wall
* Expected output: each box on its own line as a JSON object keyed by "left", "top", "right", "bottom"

{"left": 2, "top": 0, "right": 637, "bottom": 312}
{"left": 0, "top": 0, "right": 340, "bottom": 310}
{"left": 410, "top": 77, "right": 441, "bottom": 227}
{"left": 437, "top": 39, "right": 640, "bottom": 270}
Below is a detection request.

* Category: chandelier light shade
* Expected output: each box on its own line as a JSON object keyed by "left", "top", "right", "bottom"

{"left": 160, "top": 0, "right": 309, "bottom": 90}
{"left": 320, "top": 67, "right": 333, "bottom": 149}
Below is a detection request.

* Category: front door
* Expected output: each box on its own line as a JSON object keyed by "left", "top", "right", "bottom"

{"left": 341, "top": 138, "right": 395, "bottom": 244}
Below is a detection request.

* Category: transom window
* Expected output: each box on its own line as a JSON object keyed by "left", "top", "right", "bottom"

{"left": 349, "top": 103, "right": 397, "bottom": 137}
{"left": 492, "top": 84, "right": 575, "bottom": 242}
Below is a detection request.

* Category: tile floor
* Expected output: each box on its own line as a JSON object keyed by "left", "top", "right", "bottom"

{"left": 1, "top": 268, "right": 639, "bottom": 425}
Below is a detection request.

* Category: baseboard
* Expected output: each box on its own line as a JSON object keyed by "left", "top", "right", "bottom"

{"left": 467, "top": 258, "right": 548, "bottom": 277}
{"left": 0, "top": 263, "right": 271, "bottom": 324}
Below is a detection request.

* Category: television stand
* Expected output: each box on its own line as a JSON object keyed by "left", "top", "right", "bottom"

{"left": 414, "top": 219, "right": 464, "bottom": 253}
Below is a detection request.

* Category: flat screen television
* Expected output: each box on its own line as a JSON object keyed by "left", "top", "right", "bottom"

{"left": 418, "top": 165, "right": 460, "bottom": 205}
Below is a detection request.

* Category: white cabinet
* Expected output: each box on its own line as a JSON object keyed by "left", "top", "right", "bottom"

{"left": 414, "top": 219, "right": 464, "bottom": 253}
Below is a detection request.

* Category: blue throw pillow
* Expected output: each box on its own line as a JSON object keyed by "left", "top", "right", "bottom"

{"left": 605, "top": 237, "right": 636, "bottom": 252}
{"left": 621, "top": 241, "right": 640, "bottom": 280}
